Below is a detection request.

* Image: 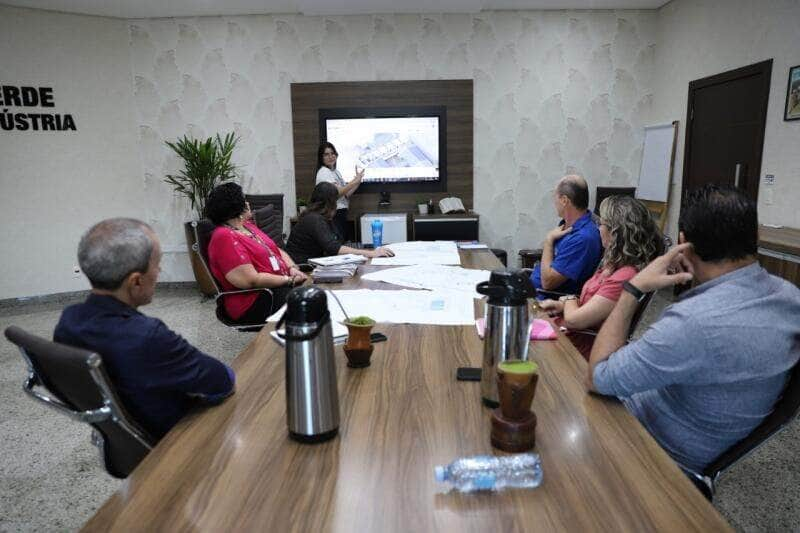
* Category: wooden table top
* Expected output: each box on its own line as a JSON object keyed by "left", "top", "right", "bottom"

{"left": 83, "top": 249, "right": 730, "bottom": 532}
{"left": 759, "top": 225, "right": 800, "bottom": 256}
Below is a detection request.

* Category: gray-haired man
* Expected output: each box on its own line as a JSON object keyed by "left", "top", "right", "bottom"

{"left": 55, "top": 218, "right": 235, "bottom": 440}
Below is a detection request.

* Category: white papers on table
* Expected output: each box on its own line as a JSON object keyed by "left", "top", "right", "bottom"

{"left": 267, "top": 289, "right": 476, "bottom": 326}
{"left": 309, "top": 254, "right": 367, "bottom": 267}
{"left": 361, "top": 264, "right": 491, "bottom": 298}
{"left": 372, "top": 240, "right": 461, "bottom": 266}
{"left": 457, "top": 243, "right": 489, "bottom": 249}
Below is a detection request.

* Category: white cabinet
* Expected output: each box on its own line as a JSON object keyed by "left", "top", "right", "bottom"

{"left": 359, "top": 213, "right": 408, "bottom": 245}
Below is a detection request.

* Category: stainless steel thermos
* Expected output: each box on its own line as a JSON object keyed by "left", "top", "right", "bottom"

{"left": 278, "top": 287, "right": 340, "bottom": 442}
{"left": 476, "top": 269, "right": 536, "bottom": 407}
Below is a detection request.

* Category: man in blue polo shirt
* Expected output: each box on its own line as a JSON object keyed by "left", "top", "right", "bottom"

{"left": 531, "top": 175, "right": 602, "bottom": 295}
{"left": 55, "top": 218, "right": 235, "bottom": 440}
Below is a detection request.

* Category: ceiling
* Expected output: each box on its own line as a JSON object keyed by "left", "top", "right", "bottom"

{"left": 2, "top": 0, "right": 670, "bottom": 19}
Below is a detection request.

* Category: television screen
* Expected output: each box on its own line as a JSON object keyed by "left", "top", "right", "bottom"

{"left": 324, "top": 116, "right": 440, "bottom": 184}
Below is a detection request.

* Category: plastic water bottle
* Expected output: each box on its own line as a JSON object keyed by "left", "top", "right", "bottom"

{"left": 434, "top": 453, "right": 543, "bottom": 492}
{"left": 371, "top": 219, "right": 383, "bottom": 248}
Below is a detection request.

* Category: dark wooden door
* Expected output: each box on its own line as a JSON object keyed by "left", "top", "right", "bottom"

{"left": 682, "top": 59, "right": 772, "bottom": 203}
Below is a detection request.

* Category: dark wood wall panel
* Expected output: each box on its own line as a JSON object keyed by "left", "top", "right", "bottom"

{"left": 291, "top": 80, "right": 473, "bottom": 220}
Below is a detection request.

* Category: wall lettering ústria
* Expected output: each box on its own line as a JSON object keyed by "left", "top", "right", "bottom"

{"left": 0, "top": 85, "right": 77, "bottom": 131}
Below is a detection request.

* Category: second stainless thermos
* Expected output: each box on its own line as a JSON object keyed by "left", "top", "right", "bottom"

{"left": 476, "top": 269, "right": 536, "bottom": 407}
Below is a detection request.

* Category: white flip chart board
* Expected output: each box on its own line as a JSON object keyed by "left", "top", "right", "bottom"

{"left": 636, "top": 122, "right": 678, "bottom": 202}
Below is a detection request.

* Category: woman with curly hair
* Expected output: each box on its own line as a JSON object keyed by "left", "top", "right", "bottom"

{"left": 539, "top": 195, "right": 664, "bottom": 359}
{"left": 206, "top": 182, "right": 307, "bottom": 325}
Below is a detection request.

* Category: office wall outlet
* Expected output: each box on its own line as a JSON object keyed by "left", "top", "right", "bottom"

{"left": 72, "top": 265, "right": 82, "bottom": 278}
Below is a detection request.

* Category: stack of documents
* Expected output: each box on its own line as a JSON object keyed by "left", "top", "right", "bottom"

{"left": 308, "top": 254, "right": 367, "bottom": 267}
{"left": 312, "top": 263, "right": 358, "bottom": 282}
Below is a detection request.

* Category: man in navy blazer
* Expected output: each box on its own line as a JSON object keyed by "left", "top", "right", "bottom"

{"left": 55, "top": 218, "right": 235, "bottom": 440}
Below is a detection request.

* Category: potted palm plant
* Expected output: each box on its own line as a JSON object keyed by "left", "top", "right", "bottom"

{"left": 164, "top": 132, "right": 239, "bottom": 295}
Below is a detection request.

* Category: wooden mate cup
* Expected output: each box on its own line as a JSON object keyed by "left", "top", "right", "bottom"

{"left": 343, "top": 318, "right": 375, "bottom": 368}
{"left": 490, "top": 360, "right": 539, "bottom": 452}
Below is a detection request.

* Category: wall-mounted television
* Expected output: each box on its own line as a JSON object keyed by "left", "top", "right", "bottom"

{"left": 319, "top": 106, "right": 447, "bottom": 193}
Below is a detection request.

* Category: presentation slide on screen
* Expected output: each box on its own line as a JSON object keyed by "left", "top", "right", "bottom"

{"left": 325, "top": 117, "right": 439, "bottom": 183}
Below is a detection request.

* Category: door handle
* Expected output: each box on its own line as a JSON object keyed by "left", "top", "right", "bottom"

{"left": 734, "top": 163, "right": 747, "bottom": 188}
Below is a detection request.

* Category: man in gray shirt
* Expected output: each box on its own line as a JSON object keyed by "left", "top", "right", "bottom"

{"left": 588, "top": 185, "right": 800, "bottom": 473}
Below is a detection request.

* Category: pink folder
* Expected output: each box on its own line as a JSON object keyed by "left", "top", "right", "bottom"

{"left": 475, "top": 317, "right": 558, "bottom": 340}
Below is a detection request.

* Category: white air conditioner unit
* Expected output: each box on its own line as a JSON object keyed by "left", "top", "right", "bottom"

{"left": 359, "top": 213, "right": 408, "bottom": 245}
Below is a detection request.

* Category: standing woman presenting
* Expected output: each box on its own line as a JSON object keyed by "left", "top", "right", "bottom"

{"left": 315, "top": 142, "right": 363, "bottom": 240}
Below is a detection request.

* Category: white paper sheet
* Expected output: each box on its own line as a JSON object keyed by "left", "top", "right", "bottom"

{"left": 361, "top": 264, "right": 491, "bottom": 298}
{"left": 309, "top": 254, "right": 367, "bottom": 266}
{"left": 267, "top": 289, "right": 476, "bottom": 326}
{"left": 372, "top": 240, "right": 461, "bottom": 266}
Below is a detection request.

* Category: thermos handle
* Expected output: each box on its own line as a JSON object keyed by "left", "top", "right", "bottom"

{"left": 476, "top": 281, "right": 504, "bottom": 298}
{"left": 275, "top": 310, "right": 331, "bottom": 341}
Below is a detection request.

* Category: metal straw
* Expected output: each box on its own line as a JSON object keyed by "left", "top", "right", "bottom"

{"left": 321, "top": 287, "right": 350, "bottom": 322}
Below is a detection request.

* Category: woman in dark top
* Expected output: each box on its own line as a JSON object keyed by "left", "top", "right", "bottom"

{"left": 206, "top": 182, "right": 307, "bottom": 324}
{"left": 286, "top": 182, "right": 394, "bottom": 265}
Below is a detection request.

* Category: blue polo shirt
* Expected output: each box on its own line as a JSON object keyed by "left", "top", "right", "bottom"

{"left": 54, "top": 294, "right": 235, "bottom": 440}
{"left": 530, "top": 211, "right": 602, "bottom": 295}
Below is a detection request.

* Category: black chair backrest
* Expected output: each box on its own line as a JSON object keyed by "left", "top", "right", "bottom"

{"left": 4, "top": 326, "right": 155, "bottom": 478}
{"left": 253, "top": 204, "right": 285, "bottom": 248}
{"left": 594, "top": 187, "right": 636, "bottom": 215}
{"left": 246, "top": 193, "right": 283, "bottom": 215}
{"left": 193, "top": 219, "right": 222, "bottom": 295}
{"left": 703, "top": 361, "right": 800, "bottom": 478}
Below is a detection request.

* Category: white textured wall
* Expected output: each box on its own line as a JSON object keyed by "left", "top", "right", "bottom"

{"left": 653, "top": 0, "right": 800, "bottom": 236}
{"left": 130, "top": 11, "right": 657, "bottom": 264}
{"left": 0, "top": 6, "right": 145, "bottom": 299}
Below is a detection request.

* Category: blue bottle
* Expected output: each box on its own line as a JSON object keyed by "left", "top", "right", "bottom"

{"left": 371, "top": 219, "right": 383, "bottom": 248}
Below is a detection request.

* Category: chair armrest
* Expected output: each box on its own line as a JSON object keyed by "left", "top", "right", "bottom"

{"left": 216, "top": 287, "right": 274, "bottom": 299}
{"left": 23, "top": 374, "right": 112, "bottom": 423}
{"left": 568, "top": 329, "right": 597, "bottom": 337}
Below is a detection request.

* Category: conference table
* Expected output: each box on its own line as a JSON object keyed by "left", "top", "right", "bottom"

{"left": 83, "top": 249, "right": 731, "bottom": 532}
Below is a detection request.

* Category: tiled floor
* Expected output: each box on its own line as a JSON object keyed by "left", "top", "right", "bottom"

{"left": 0, "top": 287, "right": 797, "bottom": 531}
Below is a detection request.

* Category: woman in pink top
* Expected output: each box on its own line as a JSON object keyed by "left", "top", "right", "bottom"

{"left": 539, "top": 196, "right": 663, "bottom": 359}
{"left": 206, "top": 182, "right": 308, "bottom": 325}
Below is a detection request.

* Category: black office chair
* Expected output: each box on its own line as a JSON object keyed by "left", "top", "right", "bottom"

{"left": 4, "top": 326, "right": 156, "bottom": 479}
{"left": 246, "top": 193, "right": 283, "bottom": 217}
{"left": 191, "top": 219, "right": 275, "bottom": 332}
{"left": 594, "top": 186, "right": 636, "bottom": 216}
{"left": 684, "top": 362, "right": 800, "bottom": 501}
{"left": 490, "top": 248, "right": 508, "bottom": 267}
{"left": 249, "top": 198, "right": 286, "bottom": 248}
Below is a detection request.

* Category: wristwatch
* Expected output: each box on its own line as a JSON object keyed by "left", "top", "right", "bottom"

{"left": 558, "top": 294, "right": 578, "bottom": 302}
{"left": 622, "top": 280, "right": 647, "bottom": 302}
{"left": 285, "top": 275, "right": 294, "bottom": 287}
